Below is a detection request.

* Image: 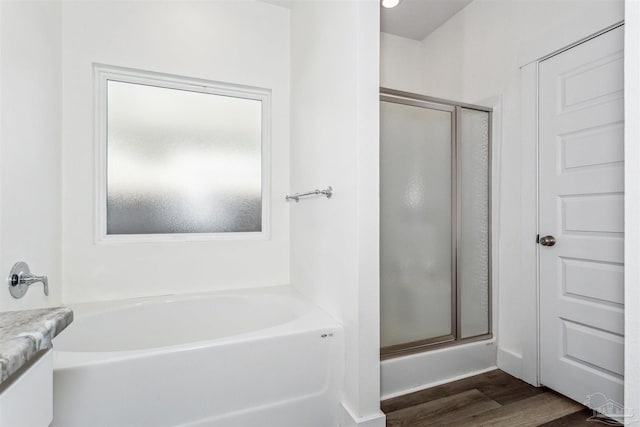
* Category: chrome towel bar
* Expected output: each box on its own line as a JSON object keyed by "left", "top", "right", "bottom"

{"left": 286, "top": 186, "right": 333, "bottom": 202}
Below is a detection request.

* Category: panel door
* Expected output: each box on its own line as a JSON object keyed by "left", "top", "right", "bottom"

{"left": 538, "top": 25, "right": 624, "bottom": 408}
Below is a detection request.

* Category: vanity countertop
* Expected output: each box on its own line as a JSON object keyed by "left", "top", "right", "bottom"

{"left": 0, "top": 307, "right": 73, "bottom": 384}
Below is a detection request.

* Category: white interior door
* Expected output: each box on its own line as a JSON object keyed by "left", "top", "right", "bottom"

{"left": 539, "top": 25, "right": 624, "bottom": 408}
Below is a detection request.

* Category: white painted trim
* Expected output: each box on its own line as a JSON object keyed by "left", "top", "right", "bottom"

{"left": 497, "top": 347, "right": 523, "bottom": 379}
{"left": 381, "top": 366, "right": 498, "bottom": 401}
{"left": 624, "top": 0, "right": 640, "bottom": 416}
{"left": 380, "top": 338, "right": 498, "bottom": 399}
{"left": 518, "top": 8, "right": 624, "bottom": 67}
{"left": 519, "top": 19, "right": 626, "bottom": 389}
{"left": 519, "top": 61, "right": 540, "bottom": 387}
{"left": 93, "top": 63, "right": 272, "bottom": 244}
{"left": 339, "top": 402, "right": 385, "bottom": 427}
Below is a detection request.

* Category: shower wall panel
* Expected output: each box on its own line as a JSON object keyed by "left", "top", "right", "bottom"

{"left": 458, "top": 108, "right": 490, "bottom": 338}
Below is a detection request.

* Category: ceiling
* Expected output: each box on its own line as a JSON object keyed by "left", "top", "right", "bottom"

{"left": 381, "top": 0, "right": 473, "bottom": 41}
{"left": 261, "top": 0, "right": 474, "bottom": 42}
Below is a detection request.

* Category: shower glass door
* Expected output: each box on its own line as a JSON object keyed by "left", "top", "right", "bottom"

{"left": 380, "top": 90, "right": 491, "bottom": 357}
{"left": 380, "top": 98, "right": 455, "bottom": 349}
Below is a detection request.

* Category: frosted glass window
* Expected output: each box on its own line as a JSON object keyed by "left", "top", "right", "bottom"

{"left": 458, "top": 108, "right": 490, "bottom": 338}
{"left": 380, "top": 100, "right": 453, "bottom": 348}
{"left": 106, "top": 80, "right": 263, "bottom": 235}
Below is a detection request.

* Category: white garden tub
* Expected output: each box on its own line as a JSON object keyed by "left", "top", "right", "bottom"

{"left": 52, "top": 286, "right": 343, "bottom": 427}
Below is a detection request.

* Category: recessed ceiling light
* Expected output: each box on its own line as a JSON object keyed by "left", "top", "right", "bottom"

{"left": 381, "top": 0, "right": 401, "bottom": 8}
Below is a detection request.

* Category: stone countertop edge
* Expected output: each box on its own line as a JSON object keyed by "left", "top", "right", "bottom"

{"left": 0, "top": 307, "right": 74, "bottom": 384}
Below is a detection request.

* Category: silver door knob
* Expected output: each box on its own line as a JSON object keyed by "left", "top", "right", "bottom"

{"left": 539, "top": 235, "right": 556, "bottom": 247}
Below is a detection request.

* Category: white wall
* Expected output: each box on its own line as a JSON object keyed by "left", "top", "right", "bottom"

{"left": 289, "top": 1, "right": 383, "bottom": 425}
{"left": 0, "top": 0, "right": 63, "bottom": 312}
{"left": 380, "top": 33, "right": 426, "bottom": 94}
{"left": 380, "top": 0, "right": 624, "bottom": 381}
{"left": 61, "top": 0, "right": 290, "bottom": 303}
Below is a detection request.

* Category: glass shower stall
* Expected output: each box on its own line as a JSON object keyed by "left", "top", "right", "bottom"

{"left": 380, "top": 88, "right": 491, "bottom": 358}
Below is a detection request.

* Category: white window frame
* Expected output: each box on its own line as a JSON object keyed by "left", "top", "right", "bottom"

{"left": 94, "top": 64, "right": 271, "bottom": 243}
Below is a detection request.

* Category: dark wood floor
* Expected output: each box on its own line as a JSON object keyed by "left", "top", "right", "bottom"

{"left": 381, "top": 369, "right": 617, "bottom": 426}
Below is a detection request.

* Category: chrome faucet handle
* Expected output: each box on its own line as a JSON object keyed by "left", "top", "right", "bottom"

{"left": 16, "top": 274, "right": 49, "bottom": 295}
{"left": 8, "top": 262, "right": 49, "bottom": 298}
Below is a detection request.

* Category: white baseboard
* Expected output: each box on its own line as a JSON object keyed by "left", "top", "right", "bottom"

{"left": 380, "top": 339, "right": 498, "bottom": 400}
{"left": 339, "top": 402, "right": 385, "bottom": 427}
{"left": 496, "top": 347, "right": 523, "bottom": 380}
{"left": 381, "top": 366, "right": 498, "bottom": 401}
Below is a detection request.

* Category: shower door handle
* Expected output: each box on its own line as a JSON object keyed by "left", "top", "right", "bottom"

{"left": 539, "top": 235, "right": 556, "bottom": 247}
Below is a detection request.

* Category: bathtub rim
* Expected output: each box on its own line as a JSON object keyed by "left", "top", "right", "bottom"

{"left": 53, "top": 285, "right": 342, "bottom": 369}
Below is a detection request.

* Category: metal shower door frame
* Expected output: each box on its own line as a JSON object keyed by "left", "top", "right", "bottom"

{"left": 380, "top": 88, "right": 493, "bottom": 359}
